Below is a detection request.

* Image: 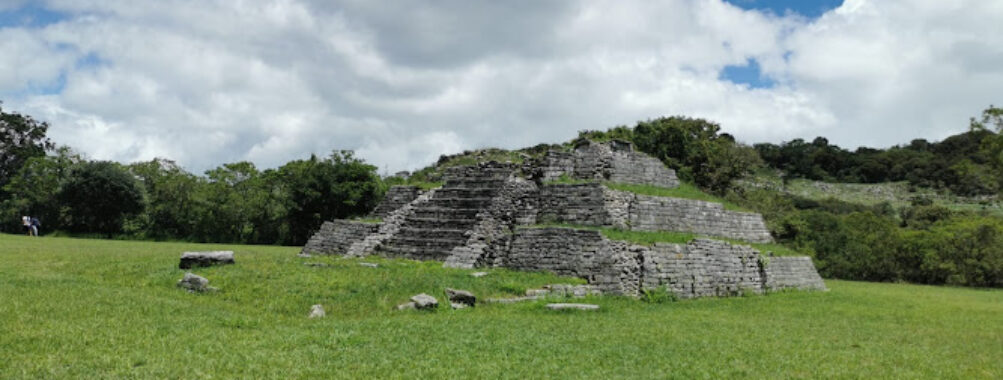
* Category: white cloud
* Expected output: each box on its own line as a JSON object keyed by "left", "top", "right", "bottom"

{"left": 0, "top": 0, "right": 1001, "bottom": 174}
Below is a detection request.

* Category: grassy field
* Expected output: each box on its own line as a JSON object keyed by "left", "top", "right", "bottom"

{"left": 1, "top": 234, "right": 1001, "bottom": 379}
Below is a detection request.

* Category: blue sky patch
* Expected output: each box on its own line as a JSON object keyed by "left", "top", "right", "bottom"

{"left": 724, "top": 0, "right": 843, "bottom": 19}
{"left": 0, "top": 4, "right": 70, "bottom": 28}
{"left": 720, "top": 59, "right": 776, "bottom": 89}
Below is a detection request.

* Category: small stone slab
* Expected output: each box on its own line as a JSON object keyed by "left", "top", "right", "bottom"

{"left": 177, "top": 272, "right": 216, "bottom": 293}
{"left": 410, "top": 293, "right": 438, "bottom": 310}
{"left": 396, "top": 302, "right": 417, "bottom": 310}
{"left": 445, "top": 288, "right": 476, "bottom": 307}
{"left": 297, "top": 252, "right": 312, "bottom": 258}
{"left": 359, "top": 262, "right": 379, "bottom": 268}
{"left": 545, "top": 303, "right": 600, "bottom": 311}
{"left": 470, "top": 272, "right": 489, "bottom": 278}
{"left": 179, "top": 251, "right": 234, "bottom": 269}
{"left": 304, "top": 262, "right": 330, "bottom": 267}
{"left": 308, "top": 304, "right": 326, "bottom": 318}
{"left": 483, "top": 296, "right": 539, "bottom": 304}
{"left": 450, "top": 302, "right": 469, "bottom": 310}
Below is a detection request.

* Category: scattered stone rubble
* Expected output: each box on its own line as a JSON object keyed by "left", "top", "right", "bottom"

{"left": 309, "top": 304, "right": 326, "bottom": 318}
{"left": 446, "top": 288, "right": 476, "bottom": 309}
{"left": 546, "top": 303, "right": 600, "bottom": 311}
{"left": 304, "top": 140, "right": 826, "bottom": 300}
{"left": 177, "top": 272, "right": 217, "bottom": 293}
{"left": 179, "top": 251, "right": 235, "bottom": 269}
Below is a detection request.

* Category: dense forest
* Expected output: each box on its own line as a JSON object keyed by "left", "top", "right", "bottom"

{"left": 2, "top": 102, "right": 1001, "bottom": 287}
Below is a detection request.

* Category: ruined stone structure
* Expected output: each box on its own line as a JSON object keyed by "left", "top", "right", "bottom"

{"left": 529, "top": 140, "right": 680, "bottom": 188}
{"left": 302, "top": 140, "right": 825, "bottom": 299}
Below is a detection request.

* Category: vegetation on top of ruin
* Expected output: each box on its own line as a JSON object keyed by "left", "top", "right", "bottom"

{"left": 2, "top": 233, "right": 1000, "bottom": 378}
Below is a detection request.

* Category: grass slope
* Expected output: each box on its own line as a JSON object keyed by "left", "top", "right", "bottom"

{"left": 1, "top": 234, "right": 1001, "bottom": 379}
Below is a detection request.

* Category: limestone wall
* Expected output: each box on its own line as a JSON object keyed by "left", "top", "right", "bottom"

{"left": 494, "top": 227, "right": 640, "bottom": 295}
{"left": 536, "top": 183, "right": 773, "bottom": 243}
{"left": 529, "top": 140, "right": 679, "bottom": 188}
{"left": 763, "top": 257, "right": 827, "bottom": 291}
{"left": 301, "top": 220, "right": 380, "bottom": 255}
{"left": 608, "top": 150, "right": 680, "bottom": 189}
{"left": 641, "top": 239, "right": 764, "bottom": 298}
{"left": 495, "top": 229, "right": 824, "bottom": 298}
{"left": 628, "top": 194, "right": 773, "bottom": 243}
{"left": 371, "top": 186, "right": 423, "bottom": 217}
{"left": 536, "top": 184, "right": 611, "bottom": 226}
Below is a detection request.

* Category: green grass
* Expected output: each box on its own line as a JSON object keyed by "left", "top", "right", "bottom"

{"left": 2, "top": 234, "right": 1001, "bottom": 379}
{"left": 605, "top": 182, "right": 750, "bottom": 211}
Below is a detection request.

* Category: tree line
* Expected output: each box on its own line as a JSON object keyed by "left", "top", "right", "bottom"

{"left": 1, "top": 103, "right": 384, "bottom": 245}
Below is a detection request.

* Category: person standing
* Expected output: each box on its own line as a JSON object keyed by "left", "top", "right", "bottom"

{"left": 30, "top": 216, "right": 40, "bottom": 236}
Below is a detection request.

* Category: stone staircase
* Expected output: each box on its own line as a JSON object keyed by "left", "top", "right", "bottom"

{"left": 378, "top": 163, "right": 515, "bottom": 261}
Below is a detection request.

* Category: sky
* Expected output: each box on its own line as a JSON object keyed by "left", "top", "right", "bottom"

{"left": 1, "top": 0, "right": 1001, "bottom": 174}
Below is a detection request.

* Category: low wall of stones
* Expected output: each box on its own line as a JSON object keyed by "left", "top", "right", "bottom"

{"left": 301, "top": 220, "right": 380, "bottom": 255}
{"left": 371, "top": 186, "right": 422, "bottom": 217}
{"left": 628, "top": 194, "right": 773, "bottom": 243}
{"left": 641, "top": 239, "right": 764, "bottom": 298}
{"left": 493, "top": 227, "right": 641, "bottom": 295}
{"left": 608, "top": 151, "right": 680, "bottom": 188}
{"left": 494, "top": 228, "right": 824, "bottom": 298}
{"left": 763, "top": 257, "right": 827, "bottom": 291}
{"left": 529, "top": 141, "right": 678, "bottom": 188}
{"left": 536, "top": 184, "right": 611, "bottom": 226}
{"left": 536, "top": 184, "right": 773, "bottom": 243}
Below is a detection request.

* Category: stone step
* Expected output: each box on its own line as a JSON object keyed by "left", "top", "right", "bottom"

{"left": 402, "top": 218, "right": 479, "bottom": 230}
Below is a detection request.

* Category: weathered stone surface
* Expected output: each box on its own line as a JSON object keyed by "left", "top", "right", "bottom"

{"left": 371, "top": 186, "right": 423, "bottom": 217}
{"left": 628, "top": 194, "right": 773, "bottom": 243}
{"left": 179, "top": 251, "right": 234, "bottom": 269}
{"left": 535, "top": 183, "right": 772, "bottom": 243}
{"left": 529, "top": 140, "right": 679, "bottom": 188}
{"left": 483, "top": 296, "right": 540, "bottom": 304}
{"left": 381, "top": 163, "right": 516, "bottom": 262}
{"left": 445, "top": 288, "right": 476, "bottom": 307}
{"left": 309, "top": 304, "right": 326, "bottom": 318}
{"left": 546, "top": 303, "right": 600, "bottom": 311}
{"left": 470, "top": 272, "right": 489, "bottom": 278}
{"left": 177, "top": 272, "right": 215, "bottom": 293}
{"left": 763, "top": 256, "right": 828, "bottom": 291}
{"left": 526, "top": 284, "right": 600, "bottom": 298}
{"left": 396, "top": 302, "right": 417, "bottom": 310}
{"left": 301, "top": 220, "right": 379, "bottom": 256}
{"left": 410, "top": 293, "right": 438, "bottom": 310}
{"left": 359, "top": 262, "right": 379, "bottom": 268}
{"left": 450, "top": 302, "right": 469, "bottom": 310}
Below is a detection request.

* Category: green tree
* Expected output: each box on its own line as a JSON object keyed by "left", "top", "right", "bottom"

{"left": 276, "top": 151, "right": 383, "bottom": 245}
{"left": 0, "top": 146, "right": 82, "bottom": 233}
{"left": 632, "top": 116, "right": 759, "bottom": 193}
{"left": 59, "top": 161, "right": 145, "bottom": 237}
{"left": 0, "top": 102, "right": 55, "bottom": 198}
{"left": 129, "top": 158, "right": 201, "bottom": 240}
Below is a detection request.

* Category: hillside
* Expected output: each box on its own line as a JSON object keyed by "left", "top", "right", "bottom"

{"left": 1, "top": 234, "right": 1000, "bottom": 378}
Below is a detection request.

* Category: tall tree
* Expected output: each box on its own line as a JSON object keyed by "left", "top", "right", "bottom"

{"left": 59, "top": 161, "right": 145, "bottom": 237}
{"left": 277, "top": 151, "right": 383, "bottom": 245}
{"left": 0, "top": 102, "right": 55, "bottom": 198}
{"left": 0, "top": 146, "right": 82, "bottom": 233}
